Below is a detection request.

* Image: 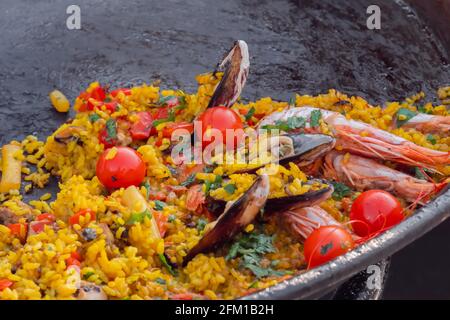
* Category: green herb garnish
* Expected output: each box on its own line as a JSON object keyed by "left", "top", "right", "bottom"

{"left": 180, "top": 173, "right": 196, "bottom": 187}
{"left": 127, "top": 209, "right": 153, "bottom": 225}
{"left": 261, "top": 115, "right": 306, "bottom": 132}
{"left": 223, "top": 184, "right": 237, "bottom": 195}
{"left": 105, "top": 118, "right": 117, "bottom": 142}
{"left": 82, "top": 272, "right": 95, "bottom": 280}
{"left": 141, "top": 181, "right": 151, "bottom": 199}
{"left": 155, "top": 277, "right": 166, "bottom": 285}
{"left": 331, "top": 181, "right": 352, "bottom": 200}
{"left": 226, "top": 232, "right": 287, "bottom": 278}
{"left": 395, "top": 108, "right": 417, "bottom": 127}
{"left": 427, "top": 134, "right": 436, "bottom": 145}
{"left": 152, "top": 109, "right": 175, "bottom": 127}
{"left": 168, "top": 214, "right": 177, "bottom": 222}
{"left": 196, "top": 218, "right": 208, "bottom": 232}
{"left": 154, "top": 200, "right": 166, "bottom": 211}
{"left": 204, "top": 175, "right": 222, "bottom": 194}
{"left": 244, "top": 107, "right": 255, "bottom": 122}
{"left": 89, "top": 114, "right": 100, "bottom": 123}
{"left": 414, "top": 167, "right": 427, "bottom": 180}
{"left": 310, "top": 109, "right": 322, "bottom": 127}
{"left": 158, "top": 254, "right": 176, "bottom": 276}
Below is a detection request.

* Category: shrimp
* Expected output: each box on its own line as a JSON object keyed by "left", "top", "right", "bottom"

{"left": 323, "top": 151, "right": 446, "bottom": 203}
{"left": 400, "top": 113, "right": 450, "bottom": 135}
{"left": 257, "top": 106, "right": 450, "bottom": 172}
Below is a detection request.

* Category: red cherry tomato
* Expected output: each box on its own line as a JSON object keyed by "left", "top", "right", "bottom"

{"left": 69, "top": 209, "right": 96, "bottom": 226}
{"left": 7, "top": 223, "right": 27, "bottom": 238}
{"left": 130, "top": 112, "right": 154, "bottom": 140}
{"left": 350, "top": 190, "right": 404, "bottom": 237}
{"left": 97, "top": 101, "right": 117, "bottom": 113}
{"left": 110, "top": 88, "right": 132, "bottom": 97}
{"left": 0, "top": 279, "right": 14, "bottom": 291}
{"left": 65, "top": 256, "right": 81, "bottom": 267}
{"left": 36, "top": 213, "right": 56, "bottom": 222}
{"left": 96, "top": 146, "right": 146, "bottom": 189}
{"left": 162, "top": 122, "right": 194, "bottom": 138}
{"left": 304, "top": 225, "right": 354, "bottom": 268}
{"left": 197, "top": 106, "right": 244, "bottom": 149}
{"left": 98, "top": 128, "right": 118, "bottom": 149}
{"left": 30, "top": 221, "right": 53, "bottom": 234}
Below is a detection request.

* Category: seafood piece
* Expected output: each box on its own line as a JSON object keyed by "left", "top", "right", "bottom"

{"left": 237, "top": 133, "right": 335, "bottom": 173}
{"left": 75, "top": 281, "right": 107, "bottom": 300}
{"left": 53, "top": 126, "right": 85, "bottom": 145}
{"left": 183, "top": 174, "right": 269, "bottom": 265}
{"left": 323, "top": 151, "right": 445, "bottom": 203}
{"left": 207, "top": 40, "right": 250, "bottom": 108}
{"left": 280, "top": 206, "right": 343, "bottom": 240}
{"left": 399, "top": 113, "right": 450, "bottom": 135}
{"left": 257, "top": 106, "right": 450, "bottom": 171}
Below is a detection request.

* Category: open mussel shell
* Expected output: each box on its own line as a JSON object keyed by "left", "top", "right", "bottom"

{"left": 264, "top": 180, "right": 334, "bottom": 213}
{"left": 236, "top": 133, "right": 335, "bottom": 174}
{"left": 207, "top": 40, "right": 250, "bottom": 108}
{"left": 183, "top": 174, "right": 269, "bottom": 266}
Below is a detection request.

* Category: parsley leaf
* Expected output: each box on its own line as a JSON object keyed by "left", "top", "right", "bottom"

{"left": 196, "top": 218, "right": 208, "bottom": 232}
{"left": 154, "top": 200, "right": 166, "bottom": 211}
{"left": 159, "top": 254, "right": 176, "bottom": 276}
{"left": 244, "top": 107, "right": 255, "bottom": 122}
{"left": 261, "top": 116, "right": 306, "bottom": 132}
{"left": 82, "top": 272, "right": 95, "bottom": 280}
{"left": 105, "top": 118, "right": 117, "bottom": 142}
{"left": 395, "top": 108, "right": 417, "bottom": 127}
{"left": 310, "top": 109, "right": 322, "bottom": 127}
{"left": 127, "top": 209, "right": 153, "bottom": 225}
{"left": 89, "top": 114, "right": 100, "bottom": 123}
{"left": 152, "top": 109, "right": 175, "bottom": 127}
{"left": 223, "top": 184, "right": 237, "bottom": 195}
{"left": 180, "top": 173, "right": 196, "bottom": 187}
{"left": 226, "top": 232, "right": 287, "bottom": 278}
{"left": 141, "top": 181, "right": 151, "bottom": 199}
{"left": 331, "top": 181, "right": 352, "bottom": 200}
{"left": 155, "top": 277, "right": 166, "bottom": 285}
{"left": 426, "top": 134, "right": 436, "bottom": 145}
{"left": 204, "top": 175, "right": 222, "bottom": 194}
{"left": 168, "top": 214, "right": 177, "bottom": 222}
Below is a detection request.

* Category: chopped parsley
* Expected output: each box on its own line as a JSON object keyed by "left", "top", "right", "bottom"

{"left": 204, "top": 175, "right": 222, "bottom": 194}
{"left": 331, "top": 181, "right": 352, "bottom": 200}
{"left": 180, "top": 173, "right": 196, "bottom": 187}
{"left": 223, "top": 184, "right": 237, "bottom": 195}
{"left": 168, "top": 214, "right": 177, "bottom": 222}
{"left": 105, "top": 118, "right": 117, "bottom": 142}
{"left": 82, "top": 272, "right": 95, "bottom": 280}
{"left": 154, "top": 277, "right": 166, "bottom": 285}
{"left": 127, "top": 209, "right": 153, "bottom": 225}
{"left": 426, "top": 134, "right": 436, "bottom": 145}
{"left": 89, "top": 114, "right": 100, "bottom": 123}
{"left": 159, "top": 254, "right": 176, "bottom": 276}
{"left": 152, "top": 109, "right": 175, "bottom": 127}
{"left": 395, "top": 108, "right": 417, "bottom": 127}
{"left": 261, "top": 116, "right": 306, "bottom": 132}
{"left": 310, "top": 109, "right": 322, "bottom": 127}
{"left": 196, "top": 218, "right": 208, "bottom": 232}
{"left": 154, "top": 200, "right": 166, "bottom": 211}
{"left": 141, "top": 181, "right": 151, "bottom": 199}
{"left": 244, "top": 107, "right": 255, "bottom": 122}
{"left": 226, "top": 232, "right": 286, "bottom": 278}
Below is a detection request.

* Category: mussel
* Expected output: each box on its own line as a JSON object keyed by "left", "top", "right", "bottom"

{"left": 207, "top": 40, "right": 250, "bottom": 109}
{"left": 237, "top": 133, "right": 335, "bottom": 174}
{"left": 183, "top": 174, "right": 269, "bottom": 265}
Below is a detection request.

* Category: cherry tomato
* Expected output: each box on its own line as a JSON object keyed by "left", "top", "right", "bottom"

{"left": 304, "top": 225, "right": 354, "bottom": 268}
{"left": 98, "top": 128, "right": 118, "bottom": 149}
{"left": 90, "top": 86, "right": 106, "bottom": 101}
{"left": 154, "top": 211, "right": 168, "bottom": 237}
{"left": 110, "top": 88, "right": 131, "bottom": 97}
{"left": 30, "top": 221, "right": 52, "bottom": 234}
{"left": 0, "top": 279, "right": 14, "bottom": 291}
{"left": 130, "top": 112, "right": 154, "bottom": 140}
{"left": 70, "top": 251, "right": 82, "bottom": 262}
{"left": 96, "top": 146, "right": 146, "bottom": 189}
{"left": 7, "top": 223, "right": 27, "bottom": 238}
{"left": 350, "top": 190, "right": 404, "bottom": 237}
{"left": 36, "top": 213, "right": 55, "bottom": 222}
{"left": 162, "top": 122, "right": 194, "bottom": 139}
{"left": 97, "top": 101, "right": 118, "bottom": 113}
{"left": 69, "top": 209, "right": 96, "bottom": 226}
{"left": 197, "top": 106, "right": 244, "bottom": 149}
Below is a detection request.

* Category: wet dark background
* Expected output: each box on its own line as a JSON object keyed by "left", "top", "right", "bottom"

{"left": 0, "top": 0, "right": 449, "bottom": 299}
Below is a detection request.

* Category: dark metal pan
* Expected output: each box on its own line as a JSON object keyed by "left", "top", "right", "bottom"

{"left": 0, "top": 0, "right": 449, "bottom": 299}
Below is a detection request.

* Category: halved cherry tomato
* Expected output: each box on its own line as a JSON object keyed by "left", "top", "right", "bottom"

{"left": 304, "top": 225, "right": 354, "bottom": 268}
{"left": 110, "top": 88, "right": 132, "bottom": 97}
{"left": 0, "top": 279, "right": 14, "bottom": 291}
{"left": 96, "top": 146, "right": 146, "bottom": 189}
{"left": 97, "top": 101, "right": 118, "bottom": 113}
{"left": 36, "top": 213, "right": 55, "bottom": 222}
{"left": 69, "top": 209, "right": 96, "bottom": 226}
{"left": 98, "top": 128, "right": 118, "bottom": 149}
{"left": 8, "top": 223, "right": 27, "bottom": 237}
{"left": 70, "top": 251, "right": 82, "bottom": 262}
{"left": 90, "top": 86, "right": 106, "bottom": 101}
{"left": 130, "top": 112, "right": 154, "bottom": 140}
{"left": 162, "top": 122, "right": 194, "bottom": 139}
{"left": 350, "top": 190, "right": 404, "bottom": 237}
{"left": 149, "top": 191, "right": 167, "bottom": 201}
{"left": 197, "top": 106, "right": 244, "bottom": 149}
